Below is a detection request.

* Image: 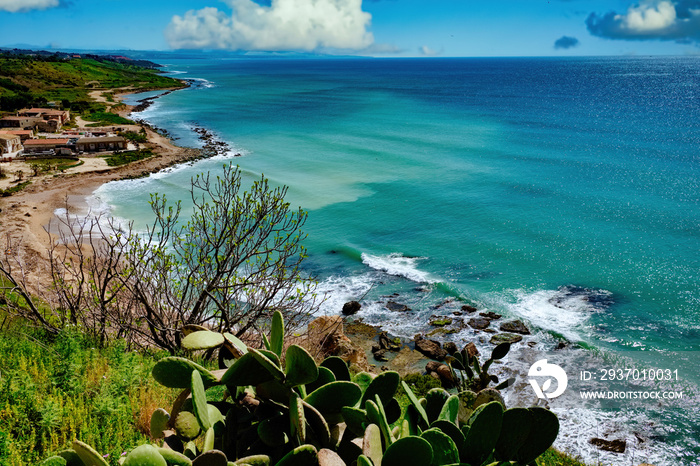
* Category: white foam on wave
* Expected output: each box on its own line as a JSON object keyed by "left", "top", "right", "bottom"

{"left": 361, "top": 252, "right": 436, "bottom": 284}
{"left": 315, "top": 274, "right": 375, "bottom": 316}
{"left": 188, "top": 77, "right": 215, "bottom": 88}
{"left": 488, "top": 287, "right": 609, "bottom": 342}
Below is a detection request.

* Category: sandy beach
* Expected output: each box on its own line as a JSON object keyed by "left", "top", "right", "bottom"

{"left": 0, "top": 89, "right": 200, "bottom": 264}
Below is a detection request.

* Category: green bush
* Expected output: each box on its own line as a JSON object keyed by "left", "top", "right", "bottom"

{"left": 103, "top": 149, "right": 152, "bottom": 166}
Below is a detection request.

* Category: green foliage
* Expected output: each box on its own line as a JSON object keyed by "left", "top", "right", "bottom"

{"left": 120, "top": 131, "right": 148, "bottom": 143}
{"left": 0, "top": 56, "right": 182, "bottom": 111}
{"left": 0, "top": 181, "right": 31, "bottom": 197}
{"left": 34, "top": 312, "right": 562, "bottom": 466}
{"left": 399, "top": 372, "right": 442, "bottom": 398}
{"left": 447, "top": 342, "right": 516, "bottom": 392}
{"left": 0, "top": 324, "right": 175, "bottom": 466}
{"left": 103, "top": 149, "right": 153, "bottom": 167}
{"left": 83, "top": 111, "right": 134, "bottom": 126}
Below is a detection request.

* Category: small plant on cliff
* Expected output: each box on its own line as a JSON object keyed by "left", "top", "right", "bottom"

{"left": 42, "top": 311, "right": 560, "bottom": 466}
{"left": 447, "top": 342, "right": 516, "bottom": 393}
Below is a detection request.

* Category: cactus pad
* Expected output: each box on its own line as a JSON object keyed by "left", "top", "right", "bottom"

{"left": 123, "top": 444, "right": 167, "bottom": 466}
{"left": 72, "top": 440, "right": 109, "bottom": 466}
{"left": 361, "top": 371, "right": 400, "bottom": 406}
{"left": 174, "top": 411, "right": 202, "bottom": 440}
{"left": 381, "top": 436, "right": 433, "bottom": 466}
{"left": 285, "top": 345, "right": 318, "bottom": 388}
{"left": 152, "top": 357, "right": 218, "bottom": 389}
{"left": 181, "top": 330, "right": 225, "bottom": 351}
{"left": 304, "top": 381, "right": 362, "bottom": 416}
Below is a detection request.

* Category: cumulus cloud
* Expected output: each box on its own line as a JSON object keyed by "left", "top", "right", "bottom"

{"left": 419, "top": 45, "right": 441, "bottom": 56}
{"left": 554, "top": 35, "right": 580, "bottom": 49}
{"left": 0, "top": 0, "right": 59, "bottom": 12}
{"left": 586, "top": 0, "right": 700, "bottom": 42}
{"left": 166, "top": 0, "right": 373, "bottom": 51}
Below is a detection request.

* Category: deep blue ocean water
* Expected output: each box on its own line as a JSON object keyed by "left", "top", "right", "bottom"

{"left": 100, "top": 56, "right": 699, "bottom": 464}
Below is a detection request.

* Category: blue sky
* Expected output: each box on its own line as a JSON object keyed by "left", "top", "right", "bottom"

{"left": 1, "top": 0, "right": 700, "bottom": 56}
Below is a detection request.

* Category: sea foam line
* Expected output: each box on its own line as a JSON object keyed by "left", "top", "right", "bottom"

{"left": 361, "top": 252, "right": 436, "bottom": 284}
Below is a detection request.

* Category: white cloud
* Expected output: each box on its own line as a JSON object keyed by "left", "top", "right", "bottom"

{"left": 0, "top": 0, "right": 59, "bottom": 12}
{"left": 419, "top": 45, "right": 441, "bottom": 56}
{"left": 618, "top": 1, "right": 677, "bottom": 32}
{"left": 587, "top": 1, "right": 700, "bottom": 42}
{"left": 166, "top": 0, "right": 373, "bottom": 51}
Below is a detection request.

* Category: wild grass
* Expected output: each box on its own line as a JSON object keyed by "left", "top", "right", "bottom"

{"left": 0, "top": 318, "right": 180, "bottom": 466}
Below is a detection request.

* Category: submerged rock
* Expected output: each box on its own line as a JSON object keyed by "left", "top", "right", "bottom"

{"left": 461, "top": 305, "right": 478, "bottom": 313}
{"left": 489, "top": 333, "right": 523, "bottom": 345}
{"left": 468, "top": 317, "right": 491, "bottom": 330}
{"left": 479, "top": 311, "right": 502, "bottom": 320}
{"left": 589, "top": 438, "right": 626, "bottom": 453}
{"left": 386, "top": 301, "right": 411, "bottom": 312}
{"left": 499, "top": 320, "right": 531, "bottom": 335}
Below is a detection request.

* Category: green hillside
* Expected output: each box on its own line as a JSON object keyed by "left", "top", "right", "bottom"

{"left": 0, "top": 56, "right": 182, "bottom": 111}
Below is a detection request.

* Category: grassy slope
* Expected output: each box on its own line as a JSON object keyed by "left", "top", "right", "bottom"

{"left": 0, "top": 317, "right": 186, "bottom": 466}
{"left": 0, "top": 57, "right": 181, "bottom": 103}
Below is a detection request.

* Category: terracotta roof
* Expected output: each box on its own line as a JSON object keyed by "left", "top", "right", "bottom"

{"left": 1, "top": 116, "right": 35, "bottom": 121}
{"left": 0, "top": 130, "right": 33, "bottom": 135}
{"left": 23, "top": 139, "right": 70, "bottom": 145}
{"left": 0, "top": 134, "right": 19, "bottom": 141}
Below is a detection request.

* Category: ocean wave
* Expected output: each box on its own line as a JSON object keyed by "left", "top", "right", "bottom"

{"left": 489, "top": 285, "right": 612, "bottom": 342}
{"left": 315, "top": 274, "right": 375, "bottom": 316}
{"left": 361, "top": 252, "right": 436, "bottom": 283}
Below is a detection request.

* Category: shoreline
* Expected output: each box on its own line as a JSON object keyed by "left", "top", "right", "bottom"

{"left": 0, "top": 83, "right": 203, "bottom": 266}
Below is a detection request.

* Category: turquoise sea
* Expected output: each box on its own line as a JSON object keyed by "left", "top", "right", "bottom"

{"left": 96, "top": 56, "right": 699, "bottom": 464}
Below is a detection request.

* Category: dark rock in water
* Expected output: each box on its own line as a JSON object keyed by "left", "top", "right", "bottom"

{"left": 555, "top": 341, "right": 567, "bottom": 350}
{"left": 342, "top": 300, "right": 361, "bottom": 316}
{"left": 468, "top": 317, "right": 491, "bottom": 330}
{"left": 490, "top": 333, "right": 523, "bottom": 345}
{"left": 479, "top": 311, "right": 502, "bottom": 320}
{"left": 499, "top": 320, "right": 530, "bottom": 335}
{"left": 386, "top": 301, "right": 411, "bottom": 312}
{"left": 550, "top": 285, "right": 614, "bottom": 311}
{"left": 443, "top": 342, "right": 458, "bottom": 355}
{"left": 461, "top": 305, "right": 478, "bottom": 313}
{"left": 452, "top": 311, "right": 463, "bottom": 316}
{"left": 589, "top": 438, "right": 626, "bottom": 453}
{"left": 527, "top": 341, "right": 537, "bottom": 348}
{"left": 414, "top": 335, "right": 447, "bottom": 361}
{"left": 483, "top": 328, "right": 497, "bottom": 334}
{"left": 463, "top": 342, "right": 479, "bottom": 359}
